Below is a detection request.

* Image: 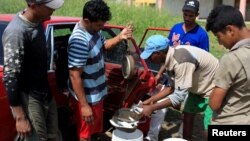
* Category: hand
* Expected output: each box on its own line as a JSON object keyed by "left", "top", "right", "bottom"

{"left": 80, "top": 104, "right": 94, "bottom": 124}
{"left": 142, "top": 105, "right": 153, "bottom": 117}
{"left": 119, "top": 22, "right": 133, "bottom": 40}
{"left": 154, "top": 83, "right": 165, "bottom": 93}
{"left": 16, "top": 116, "right": 31, "bottom": 139}
{"left": 155, "top": 74, "right": 162, "bottom": 85}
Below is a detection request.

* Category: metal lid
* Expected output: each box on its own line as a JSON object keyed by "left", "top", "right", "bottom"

{"left": 110, "top": 108, "right": 141, "bottom": 132}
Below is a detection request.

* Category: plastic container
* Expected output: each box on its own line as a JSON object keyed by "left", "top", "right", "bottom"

{"left": 112, "top": 129, "right": 143, "bottom": 141}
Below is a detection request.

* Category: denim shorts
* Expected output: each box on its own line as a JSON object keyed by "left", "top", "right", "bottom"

{"left": 21, "top": 92, "right": 58, "bottom": 141}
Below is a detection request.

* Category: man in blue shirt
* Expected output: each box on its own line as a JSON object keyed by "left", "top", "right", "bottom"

{"left": 168, "top": 0, "right": 209, "bottom": 52}
{"left": 168, "top": 1, "right": 210, "bottom": 140}
{"left": 169, "top": 1, "right": 210, "bottom": 140}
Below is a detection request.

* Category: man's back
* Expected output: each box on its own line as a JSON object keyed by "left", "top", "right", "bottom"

{"left": 166, "top": 45, "right": 218, "bottom": 95}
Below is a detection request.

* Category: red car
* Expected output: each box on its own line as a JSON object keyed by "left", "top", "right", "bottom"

{"left": 0, "top": 14, "right": 156, "bottom": 141}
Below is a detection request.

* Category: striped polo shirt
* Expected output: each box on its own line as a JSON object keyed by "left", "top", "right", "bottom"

{"left": 68, "top": 22, "right": 107, "bottom": 104}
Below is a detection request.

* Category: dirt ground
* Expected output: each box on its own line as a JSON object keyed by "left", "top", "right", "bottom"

{"left": 92, "top": 108, "right": 207, "bottom": 141}
{"left": 158, "top": 108, "right": 207, "bottom": 141}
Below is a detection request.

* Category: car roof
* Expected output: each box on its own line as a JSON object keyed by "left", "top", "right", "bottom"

{"left": 0, "top": 14, "right": 14, "bottom": 22}
{"left": 0, "top": 14, "right": 80, "bottom": 23}
{"left": 0, "top": 14, "right": 124, "bottom": 29}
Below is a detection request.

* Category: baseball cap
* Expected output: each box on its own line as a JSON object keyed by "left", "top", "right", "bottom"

{"left": 140, "top": 35, "right": 169, "bottom": 59}
{"left": 26, "top": 0, "right": 64, "bottom": 9}
{"left": 182, "top": 0, "right": 199, "bottom": 13}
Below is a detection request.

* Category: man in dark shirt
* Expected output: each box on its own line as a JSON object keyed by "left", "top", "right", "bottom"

{"left": 2, "top": 0, "right": 64, "bottom": 140}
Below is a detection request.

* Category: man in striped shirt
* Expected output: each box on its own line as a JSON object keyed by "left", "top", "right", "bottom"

{"left": 67, "top": 0, "right": 133, "bottom": 141}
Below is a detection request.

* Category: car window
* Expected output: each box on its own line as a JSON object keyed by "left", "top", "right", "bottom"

{"left": 46, "top": 23, "right": 76, "bottom": 71}
{"left": 0, "top": 21, "right": 8, "bottom": 66}
{"left": 102, "top": 27, "right": 145, "bottom": 73}
{"left": 102, "top": 28, "right": 127, "bottom": 64}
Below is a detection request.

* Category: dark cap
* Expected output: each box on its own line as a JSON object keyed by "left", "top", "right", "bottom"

{"left": 182, "top": 0, "right": 199, "bottom": 13}
{"left": 25, "top": 0, "right": 64, "bottom": 9}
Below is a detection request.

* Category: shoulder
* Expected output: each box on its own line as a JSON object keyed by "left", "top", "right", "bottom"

{"left": 169, "top": 23, "right": 184, "bottom": 34}
{"left": 196, "top": 25, "right": 208, "bottom": 34}
{"left": 219, "top": 52, "right": 241, "bottom": 68}
{"left": 229, "top": 46, "right": 250, "bottom": 66}
{"left": 4, "top": 17, "right": 24, "bottom": 34}
{"left": 172, "top": 22, "right": 183, "bottom": 28}
{"left": 3, "top": 23, "right": 26, "bottom": 42}
{"left": 221, "top": 52, "right": 237, "bottom": 61}
{"left": 69, "top": 29, "right": 89, "bottom": 44}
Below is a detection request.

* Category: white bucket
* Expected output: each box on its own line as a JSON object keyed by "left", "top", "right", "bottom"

{"left": 163, "top": 138, "right": 187, "bottom": 141}
{"left": 112, "top": 129, "right": 143, "bottom": 141}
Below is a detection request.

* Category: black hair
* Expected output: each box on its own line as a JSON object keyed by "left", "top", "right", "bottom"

{"left": 206, "top": 5, "right": 245, "bottom": 33}
{"left": 82, "top": 0, "right": 112, "bottom": 22}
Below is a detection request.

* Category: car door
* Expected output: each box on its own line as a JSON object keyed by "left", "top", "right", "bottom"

{"left": 45, "top": 23, "right": 81, "bottom": 141}
{"left": 45, "top": 23, "right": 76, "bottom": 106}
{"left": 0, "top": 21, "right": 16, "bottom": 141}
{"left": 101, "top": 26, "right": 154, "bottom": 133}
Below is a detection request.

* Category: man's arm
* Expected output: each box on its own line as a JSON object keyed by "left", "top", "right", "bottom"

{"left": 69, "top": 68, "right": 87, "bottom": 107}
{"left": 142, "top": 98, "right": 173, "bottom": 117}
{"left": 2, "top": 24, "right": 31, "bottom": 137}
{"left": 142, "top": 88, "right": 188, "bottom": 117}
{"left": 209, "top": 87, "right": 227, "bottom": 111}
{"left": 167, "top": 88, "right": 188, "bottom": 107}
{"left": 69, "top": 68, "right": 94, "bottom": 124}
{"left": 104, "top": 25, "right": 133, "bottom": 50}
{"left": 11, "top": 106, "right": 31, "bottom": 137}
{"left": 155, "top": 65, "right": 166, "bottom": 84}
{"left": 2, "top": 31, "right": 23, "bottom": 106}
{"left": 209, "top": 54, "right": 238, "bottom": 111}
{"left": 143, "top": 86, "right": 173, "bottom": 105}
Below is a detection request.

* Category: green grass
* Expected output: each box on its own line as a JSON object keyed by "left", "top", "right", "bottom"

{"left": 0, "top": 0, "right": 227, "bottom": 58}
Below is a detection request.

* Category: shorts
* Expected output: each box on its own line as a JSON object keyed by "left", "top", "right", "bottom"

{"left": 79, "top": 100, "right": 104, "bottom": 139}
{"left": 21, "top": 92, "right": 58, "bottom": 141}
{"left": 183, "top": 93, "right": 212, "bottom": 130}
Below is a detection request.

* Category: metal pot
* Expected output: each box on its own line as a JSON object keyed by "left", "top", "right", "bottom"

{"left": 110, "top": 108, "right": 141, "bottom": 133}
